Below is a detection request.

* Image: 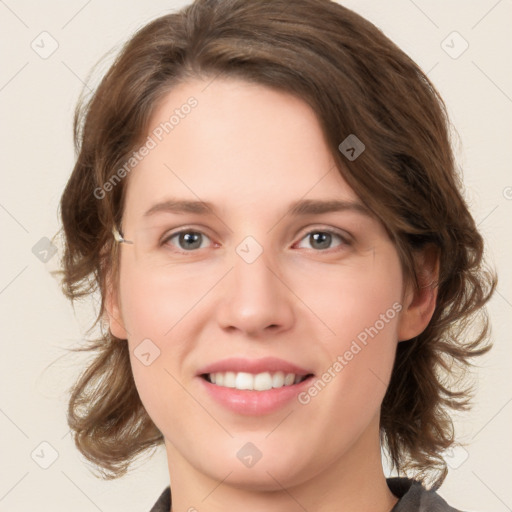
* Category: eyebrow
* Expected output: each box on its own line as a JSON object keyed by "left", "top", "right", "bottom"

{"left": 143, "top": 198, "right": 372, "bottom": 218}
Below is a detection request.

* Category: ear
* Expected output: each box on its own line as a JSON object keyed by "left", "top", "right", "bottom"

{"left": 397, "top": 245, "right": 439, "bottom": 342}
{"left": 104, "top": 270, "right": 128, "bottom": 340}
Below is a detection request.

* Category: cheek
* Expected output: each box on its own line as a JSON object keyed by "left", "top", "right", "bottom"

{"left": 295, "top": 250, "right": 403, "bottom": 418}
{"left": 118, "top": 261, "right": 210, "bottom": 340}
{"left": 118, "top": 264, "right": 203, "bottom": 431}
{"left": 294, "top": 249, "right": 403, "bottom": 345}
{"left": 117, "top": 261, "right": 220, "bottom": 414}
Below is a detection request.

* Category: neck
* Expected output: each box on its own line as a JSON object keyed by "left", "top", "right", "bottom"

{"left": 164, "top": 414, "right": 399, "bottom": 512}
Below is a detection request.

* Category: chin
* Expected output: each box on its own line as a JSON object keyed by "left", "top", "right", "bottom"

{"left": 197, "top": 437, "right": 314, "bottom": 491}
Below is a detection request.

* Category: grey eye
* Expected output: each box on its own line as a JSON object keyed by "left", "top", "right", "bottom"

{"left": 297, "top": 230, "right": 346, "bottom": 251}
{"left": 165, "top": 231, "right": 211, "bottom": 251}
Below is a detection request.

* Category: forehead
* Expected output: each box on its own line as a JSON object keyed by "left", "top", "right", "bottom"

{"left": 123, "top": 77, "right": 360, "bottom": 223}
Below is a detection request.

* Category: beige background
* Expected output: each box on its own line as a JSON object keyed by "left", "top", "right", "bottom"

{"left": 1, "top": 0, "right": 511, "bottom": 510}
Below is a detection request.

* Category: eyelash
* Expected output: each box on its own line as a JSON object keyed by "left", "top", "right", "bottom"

{"left": 160, "top": 226, "right": 352, "bottom": 254}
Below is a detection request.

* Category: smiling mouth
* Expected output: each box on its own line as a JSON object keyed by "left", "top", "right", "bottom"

{"left": 200, "top": 371, "right": 314, "bottom": 391}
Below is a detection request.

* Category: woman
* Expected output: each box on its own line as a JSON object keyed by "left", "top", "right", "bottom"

{"left": 57, "top": 1, "right": 496, "bottom": 510}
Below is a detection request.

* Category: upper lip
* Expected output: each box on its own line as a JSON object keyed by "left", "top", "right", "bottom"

{"left": 197, "top": 357, "right": 314, "bottom": 376}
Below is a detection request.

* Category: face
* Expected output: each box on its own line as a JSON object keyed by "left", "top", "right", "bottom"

{"left": 108, "top": 77, "right": 424, "bottom": 490}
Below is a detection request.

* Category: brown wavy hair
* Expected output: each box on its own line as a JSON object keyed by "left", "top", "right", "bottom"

{"left": 56, "top": 0, "right": 496, "bottom": 488}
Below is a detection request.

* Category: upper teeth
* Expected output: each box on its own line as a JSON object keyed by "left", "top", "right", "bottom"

{"left": 208, "top": 371, "right": 305, "bottom": 391}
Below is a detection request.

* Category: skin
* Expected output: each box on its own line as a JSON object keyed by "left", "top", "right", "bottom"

{"left": 107, "top": 77, "right": 438, "bottom": 512}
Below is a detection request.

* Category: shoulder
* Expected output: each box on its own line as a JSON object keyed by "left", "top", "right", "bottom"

{"left": 148, "top": 486, "right": 171, "bottom": 512}
{"left": 148, "top": 479, "right": 464, "bottom": 512}
{"left": 387, "top": 477, "right": 464, "bottom": 512}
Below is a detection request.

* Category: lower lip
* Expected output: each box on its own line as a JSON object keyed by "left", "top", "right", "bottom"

{"left": 197, "top": 375, "right": 315, "bottom": 415}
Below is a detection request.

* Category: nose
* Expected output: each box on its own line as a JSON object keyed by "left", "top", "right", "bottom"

{"left": 216, "top": 247, "right": 295, "bottom": 337}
